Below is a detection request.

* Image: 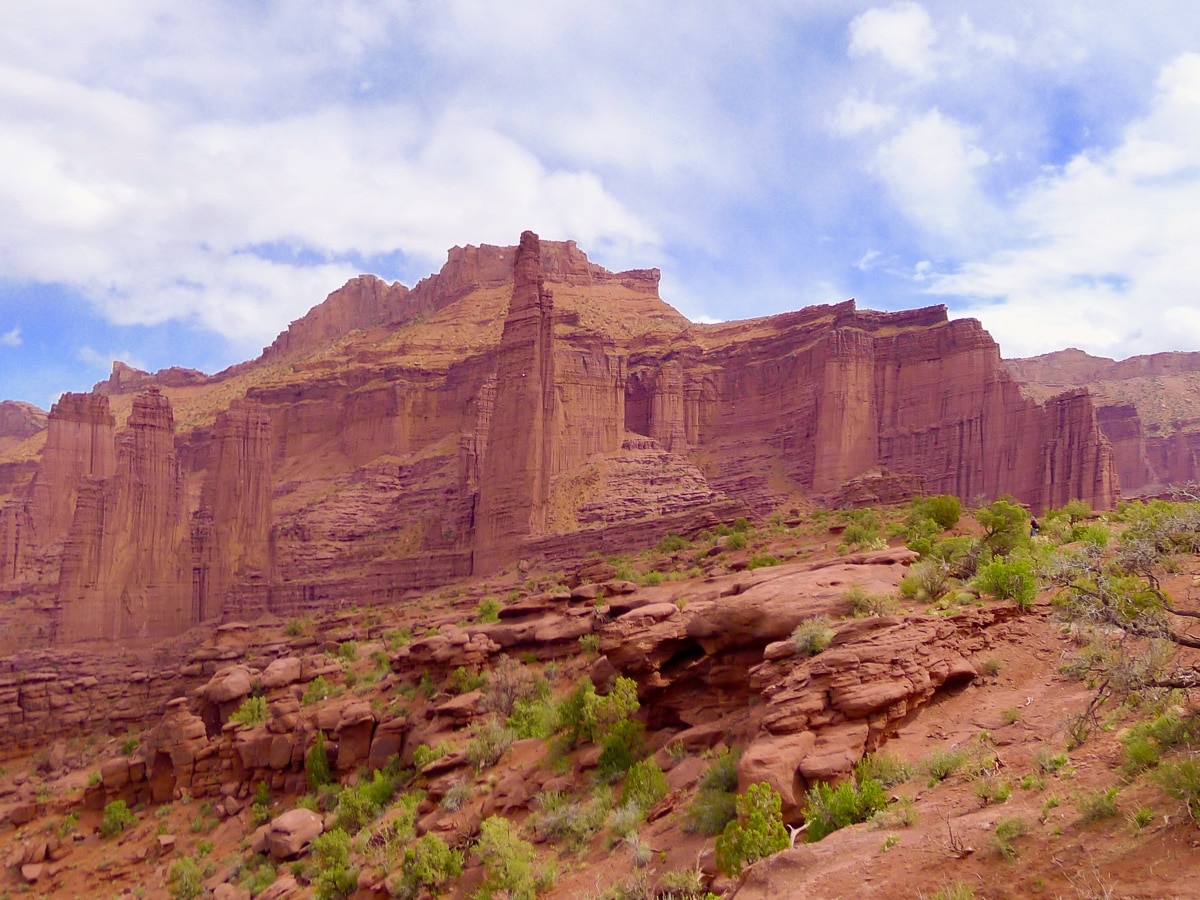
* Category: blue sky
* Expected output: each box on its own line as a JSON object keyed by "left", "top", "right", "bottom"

{"left": 4, "top": 2, "right": 1200, "bottom": 408}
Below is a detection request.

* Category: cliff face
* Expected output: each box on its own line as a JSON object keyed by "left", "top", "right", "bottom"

{"left": 1007, "top": 348, "right": 1200, "bottom": 495}
{"left": 0, "top": 232, "right": 1119, "bottom": 646}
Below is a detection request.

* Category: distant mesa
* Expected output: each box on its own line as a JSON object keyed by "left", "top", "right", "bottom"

{"left": 0, "top": 228, "right": 1181, "bottom": 650}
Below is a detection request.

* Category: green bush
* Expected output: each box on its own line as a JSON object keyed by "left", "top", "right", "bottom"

{"left": 334, "top": 770, "right": 397, "bottom": 832}
{"left": 1156, "top": 758, "right": 1200, "bottom": 822}
{"left": 976, "top": 499, "right": 1030, "bottom": 557}
{"left": 558, "top": 676, "right": 639, "bottom": 746}
{"left": 746, "top": 553, "right": 780, "bottom": 570}
{"left": 169, "top": 856, "right": 205, "bottom": 900}
{"left": 1076, "top": 786, "right": 1120, "bottom": 824}
{"left": 473, "top": 815, "right": 543, "bottom": 899}
{"left": 100, "top": 800, "right": 135, "bottom": 838}
{"left": 657, "top": 533, "right": 687, "bottom": 553}
{"left": 303, "top": 675, "right": 334, "bottom": 705}
{"left": 790, "top": 616, "right": 835, "bottom": 656}
{"left": 306, "top": 732, "right": 333, "bottom": 790}
{"left": 230, "top": 695, "right": 268, "bottom": 727}
{"left": 803, "top": 775, "right": 887, "bottom": 841}
{"left": 533, "top": 789, "right": 609, "bottom": 850}
{"left": 392, "top": 833, "right": 463, "bottom": 899}
{"left": 855, "top": 752, "right": 911, "bottom": 787}
{"left": 844, "top": 586, "right": 897, "bottom": 618}
{"left": 990, "top": 816, "right": 1030, "bottom": 860}
{"left": 507, "top": 695, "right": 559, "bottom": 740}
{"left": 337, "top": 640, "right": 358, "bottom": 662}
{"left": 686, "top": 749, "right": 741, "bottom": 836}
{"left": 597, "top": 719, "right": 644, "bottom": 782}
{"left": 973, "top": 556, "right": 1037, "bottom": 608}
{"left": 899, "top": 559, "right": 953, "bottom": 602}
{"left": 412, "top": 742, "right": 450, "bottom": 770}
{"left": 310, "top": 828, "right": 357, "bottom": 900}
{"left": 449, "top": 665, "right": 486, "bottom": 695}
{"left": 921, "top": 495, "right": 963, "bottom": 529}
{"left": 714, "top": 783, "right": 789, "bottom": 877}
{"left": 725, "top": 532, "right": 747, "bottom": 552}
{"left": 467, "top": 716, "right": 516, "bottom": 772}
{"left": 477, "top": 597, "right": 502, "bottom": 623}
{"left": 620, "top": 760, "right": 668, "bottom": 812}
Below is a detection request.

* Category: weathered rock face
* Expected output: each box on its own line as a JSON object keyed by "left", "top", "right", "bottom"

{"left": 1007, "top": 348, "right": 1200, "bottom": 496}
{"left": 192, "top": 402, "right": 274, "bottom": 622}
{"left": 58, "top": 389, "right": 192, "bottom": 642}
{"left": 0, "top": 232, "right": 1120, "bottom": 645}
{"left": 0, "top": 402, "right": 47, "bottom": 446}
{"left": 30, "top": 394, "right": 116, "bottom": 553}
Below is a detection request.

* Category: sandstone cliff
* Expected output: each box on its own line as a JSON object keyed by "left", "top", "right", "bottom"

{"left": 1007, "top": 348, "right": 1200, "bottom": 495}
{"left": 0, "top": 233, "right": 1118, "bottom": 645}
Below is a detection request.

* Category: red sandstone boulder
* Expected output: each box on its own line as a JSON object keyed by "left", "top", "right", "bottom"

{"left": 265, "top": 808, "right": 324, "bottom": 859}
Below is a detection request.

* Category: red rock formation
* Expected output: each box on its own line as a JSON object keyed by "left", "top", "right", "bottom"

{"left": 58, "top": 389, "right": 192, "bottom": 642}
{"left": 1007, "top": 347, "right": 1200, "bottom": 495}
{"left": 30, "top": 394, "right": 116, "bottom": 551}
{"left": 0, "top": 401, "right": 47, "bottom": 445}
{"left": 93, "top": 361, "right": 208, "bottom": 396}
{"left": 0, "top": 234, "right": 1122, "bottom": 646}
{"left": 191, "top": 402, "right": 274, "bottom": 622}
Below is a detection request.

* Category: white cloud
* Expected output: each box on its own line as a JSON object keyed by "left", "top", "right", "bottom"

{"left": 829, "top": 96, "right": 897, "bottom": 136}
{"left": 0, "top": 327, "right": 20, "bottom": 347}
{"left": 932, "top": 53, "right": 1200, "bottom": 358}
{"left": 849, "top": 2, "right": 937, "bottom": 77}
{"left": 871, "top": 109, "right": 991, "bottom": 240}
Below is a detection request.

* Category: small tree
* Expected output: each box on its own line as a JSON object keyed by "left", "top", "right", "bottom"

{"left": 714, "top": 782, "right": 789, "bottom": 877}
{"left": 306, "top": 732, "right": 333, "bottom": 789}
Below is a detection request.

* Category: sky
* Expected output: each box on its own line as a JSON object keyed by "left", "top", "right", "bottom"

{"left": 3, "top": 2, "right": 1200, "bottom": 408}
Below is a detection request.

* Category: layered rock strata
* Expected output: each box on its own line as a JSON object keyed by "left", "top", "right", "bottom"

{"left": 0, "top": 232, "right": 1119, "bottom": 645}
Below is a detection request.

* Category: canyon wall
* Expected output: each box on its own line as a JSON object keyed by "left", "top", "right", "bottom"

{"left": 0, "top": 233, "right": 1120, "bottom": 647}
{"left": 1007, "top": 348, "right": 1200, "bottom": 495}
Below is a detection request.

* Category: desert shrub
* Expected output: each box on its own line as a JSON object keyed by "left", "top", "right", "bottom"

{"left": 384, "top": 627, "right": 412, "bottom": 650}
{"left": 303, "top": 676, "right": 334, "bottom": 705}
{"left": 973, "top": 775, "right": 1012, "bottom": 806}
{"left": 714, "top": 783, "right": 789, "bottom": 877}
{"left": 484, "top": 655, "right": 545, "bottom": 717}
{"left": 725, "top": 532, "right": 747, "bottom": 551}
{"left": 507, "top": 694, "right": 558, "bottom": 740}
{"left": 477, "top": 597, "right": 502, "bottom": 623}
{"left": 746, "top": 553, "right": 780, "bottom": 570}
{"left": 980, "top": 656, "right": 1003, "bottom": 676}
{"left": 1076, "top": 786, "right": 1120, "bottom": 824}
{"left": 311, "top": 828, "right": 357, "bottom": 900}
{"left": 1059, "top": 499, "right": 1093, "bottom": 523}
{"left": 1034, "top": 746, "right": 1069, "bottom": 774}
{"left": 920, "top": 495, "right": 963, "bottom": 529}
{"left": 976, "top": 499, "right": 1030, "bottom": 558}
{"left": 899, "top": 559, "right": 953, "bottom": 602}
{"left": 334, "top": 770, "right": 397, "bottom": 833}
{"left": 990, "top": 816, "right": 1030, "bottom": 860}
{"left": 930, "top": 883, "right": 977, "bottom": 900}
{"left": 656, "top": 866, "right": 707, "bottom": 898}
{"left": 1157, "top": 757, "right": 1200, "bottom": 822}
{"left": 1122, "top": 711, "right": 1200, "bottom": 773}
{"left": 803, "top": 775, "right": 887, "bottom": 841}
{"left": 620, "top": 760, "right": 668, "bottom": 812}
{"left": 306, "top": 732, "right": 333, "bottom": 789}
{"left": 657, "top": 533, "right": 687, "bottom": 553}
{"left": 441, "top": 777, "right": 470, "bottom": 811}
{"left": 1073, "top": 522, "right": 1111, "bottom": 548}
{"left": 855, "top": 752, "right": 911, "bottom": 787}
{"left": 686, "top": 749, "right": 741, "bottom": 836}
{"left": 239, "top": 855, "right": 277, "bottom": 896}
{"left": 790, "top": 616, "right": 835, "bottom": 656}
{"left": 449, "top": 665, "right": 486, "bottom": 695}
{"left": 230, "top": 695, "right": 268, "bottom": 727}
{"left": 169, "top": 856, "right": 205, "bottom": 900}
{"left": 845, "top": 586, "right": 897, "bottom": 618}
{"left": 391, "top": 833, "right": 462, "bottom": 899}
{"left": 597, "top": 719, "right": 644, "bottom": 782}
{"left": 120, "top": 735, "right": 140, "bottom": 755}
{"left": 608, "top": 800, "right": 645, "bottom": 841}
{"left": 467, "top": 716, "right": 516, "bottom": 771}
{"left": 558, "top": 676, "right": 639, "bottom": 746}
{"left": 100, "top": 800, "right": 135, "bottom": 838}
{"left": 578, "top": 633, "right": 601, "bottom": 655}
{"left": 337, "top": 640, "right": 358, "bottom": 662}
{"left": 412, "top": 742, "right": 450, "bottom": 770}
{"left": 921, "top": 747, "right": 970, "bottom": 786}
{"left": 473, "top": 815, "right": 546, "bottom": 899}
{"left": 973, "top": 556, "right": 1037, "bottom": 609}
{"left": 532, "top": 789, "right": 609, "bottom": 850}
